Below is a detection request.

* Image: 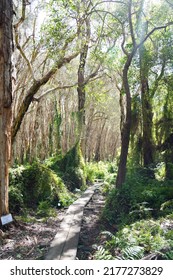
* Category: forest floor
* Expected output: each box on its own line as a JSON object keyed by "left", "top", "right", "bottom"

{"left": 0, "top": 185, "right": 106, "bottom": 260}
{"left": 0, "top": 209, "right": 66, "bottom": 260}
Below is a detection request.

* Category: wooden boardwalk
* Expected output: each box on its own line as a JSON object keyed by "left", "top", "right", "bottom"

{"left": 45, "top": 184, "right": 99, "bottom": 260}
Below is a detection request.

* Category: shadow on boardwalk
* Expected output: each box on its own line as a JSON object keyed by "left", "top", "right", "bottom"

{"left": 45, "top": 184, "right": 102, "bottom": 260}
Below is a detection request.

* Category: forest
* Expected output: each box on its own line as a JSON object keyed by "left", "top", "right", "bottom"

{"left": 0, "top": 0, "right": 173, "bottom": 260}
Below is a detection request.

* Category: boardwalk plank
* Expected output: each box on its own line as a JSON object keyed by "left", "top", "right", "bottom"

{"left": 45, "top": 185, "right": 98, "bottom": 260}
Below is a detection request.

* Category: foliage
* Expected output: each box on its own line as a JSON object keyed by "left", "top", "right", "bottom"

{"left": 103, "top": 168, "right": 173, "bottom": 227}
{"left": 9, "top": 161, "right": 74, "bottom": 212}
{"left": 85, "top": 161, "right": 108, "bottom": 182}
{"left": 98, "top": 165, "right": 173, "bottom": 260}
{"left": 9, "top": 185, "right": 24, "bottom": 213}
{"left": 41, "top": 0, "right": 77, "bottom": 57}
{"left": 51, "top": 143, "right": 86, "bottom": 191}
{"left": 9, "top": 165, "right": 26, "bottom": 213}
{"left": 36, "top": 201, "right": 57, "bottom": 218}
{"left": 85, "top": 161, "right": 117, "bottom": 183}
{"left": 94, "top": 217, "right": 173, "bottom": 260}
{"left": 93, "top": 245, "right": 114, "bottom": 260}
{"left": 160, "top": 200, "right": 173, "bottom": 215}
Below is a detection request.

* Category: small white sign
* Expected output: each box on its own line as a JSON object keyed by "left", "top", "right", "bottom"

{"left": 1, "top": 213, "right": 13, "bottom": 225}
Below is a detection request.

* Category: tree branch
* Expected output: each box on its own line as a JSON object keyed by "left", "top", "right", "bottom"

{"left": 137, "top": 22, "right": 173, "bottom": 50}
{"left": 36, "top": 83, "right": 78, "bottom": 101}
{"left": 151, "top": 59, "right": 166, "bottom": 98}
{"left": 13, "top": 0, "right": 35, "bottom": 80}
{"left": 88, "top": 0, "right": 125, "bottom": 15}
{"left": 83, "top": 64, "right": 101, "bottom": 85}
{"left": 128, "top": 0, "right": 136, "bottom": 47}
{"left": 12, "top": 51, "right": 79, "bottom": 141}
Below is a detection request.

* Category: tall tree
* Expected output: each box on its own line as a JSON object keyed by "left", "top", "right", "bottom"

{"left": 0, "top": 0, "right": 13, "bottom": 217}
{"left": 116, "top": 0, "right": 173, "bottom": 188}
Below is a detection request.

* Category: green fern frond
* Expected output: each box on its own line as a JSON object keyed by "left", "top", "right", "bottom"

{"left": 121, "top": 246, "right": 144, "bottom": 260}
{"left": 101, "top": 231, "right": 115, "bottom": 239}
{"left": 94, "top": 245, "right": 114, "bottom": 260}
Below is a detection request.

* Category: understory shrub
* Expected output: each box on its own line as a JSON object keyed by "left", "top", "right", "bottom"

{"left": 85, "top": 161, "right": 117, "bottom": 185}
{"left": 115, "top": 220, "right": 168, "bottom": 253}
{"left": 9, "top": 161, "right": 74, "bottom": 212}
{"left": 94, "top": 216, "right": 173, "bottom": 260}
{"left": 9, "top": 185, "right": 24, "bottom": 213}
{"left": 103, "top": 168, "right": 173, "bottom": 227}
{"left": 50, "top": 143, "right": 86, "bottom": 191}
{"left": 36, "top": 201, "right": 57, "bottom": 218}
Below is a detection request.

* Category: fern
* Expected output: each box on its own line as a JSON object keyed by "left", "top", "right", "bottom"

{"left": 94, "top": 246, "right": 114, "bottom": 260}
{"left": 101, "top": 231, "right": 115, "bottom": 239}
{"left": 120, "top": 246, "right": 144, "bottom": 260}
{"left": 163, "top": 250, "right": 173, "bottom": 260}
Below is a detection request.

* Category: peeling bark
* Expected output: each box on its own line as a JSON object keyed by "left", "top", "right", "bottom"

{"left": 0, "top": 0, "right": 13, "bottom": 217}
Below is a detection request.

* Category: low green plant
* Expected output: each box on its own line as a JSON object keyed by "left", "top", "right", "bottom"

{"left": 129, "top": 202, "right": 153, "bottom": 220}
{"left": 103, "top": 167, "right": 173, "bottom": 227}
{"left": 155, "top": 162, "right": 166, "bottom": 181}
{"left": 9, "top": 185, "right": 24, "bottom": 213}
{"left": 102, "top": 182, "right": 113, "bottom": 195}
{"left": 93, "top": 245, "right": 114, "bottom": 260}
{"left": 164, "top": 250, "right": 173, "bottom": 260}
{"left": 160, "top": 199, "right": 173, "bottom": 215}
{"left": 95, "top": 217, "right": 173, "bottom": 259}
{"left": 9, "top": 165, "right": 26, "bottom": 212}
{"left": 85, "top": 161, "right": 117, "bottom": 184}
{"left": 36, "top": 201, "right": 57, "bottom": 218}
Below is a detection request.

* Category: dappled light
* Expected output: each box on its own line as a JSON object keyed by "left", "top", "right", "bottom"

{"left": 0, "top": 0, "right": 173, "bottom": 261}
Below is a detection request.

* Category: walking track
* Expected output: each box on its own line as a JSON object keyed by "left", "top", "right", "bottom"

{"left": 45, "top": 184, "right": 101, "bottom": 260}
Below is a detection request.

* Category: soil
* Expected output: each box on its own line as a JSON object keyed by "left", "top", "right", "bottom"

{"left": 0, "top": 210, "right": 66, "bottom": 260}
{"left": 0, "top": 186, "right": 105, "bottom": 260}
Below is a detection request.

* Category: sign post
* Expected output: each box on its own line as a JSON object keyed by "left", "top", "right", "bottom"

{"left": 1, "top": 214, "right": 13, "bottom": 226}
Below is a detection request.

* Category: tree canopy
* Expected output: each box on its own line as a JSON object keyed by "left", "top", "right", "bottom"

{"left": 1, "top": 0, "right": 173, "bottom": 261}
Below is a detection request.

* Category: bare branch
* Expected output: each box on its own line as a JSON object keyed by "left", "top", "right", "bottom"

{"left": 12, "top": 51, "right": 79, "bottom": 141}
{"left": 36, "top": 83, "right": 78, "bottom": 101}
{"left": 121, "top": 23, "right": 129, "bottom": 56}
{"left": 88, "top": 0, "right": 126, "bottom": 15}
{"left": 13, "top": 0, "right": 26, "bottom": 29}
{"left": 166, "top": 0, "right": 173, "bottom": 8}
{"left": 13, "top": 0, "right": 35, "bottom": 80}
{"left": 83, "top": 64, "right": 101, "bottom": 85}
{"left": 137, "top": 21, "right": 173, "bottom": 50}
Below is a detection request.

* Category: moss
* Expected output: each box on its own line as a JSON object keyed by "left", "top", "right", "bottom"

{"left": 9, "top": 161, "right": 74, "bottom": 212}
{"left": 51, "top": 142, "right": 86, "bottom": 191}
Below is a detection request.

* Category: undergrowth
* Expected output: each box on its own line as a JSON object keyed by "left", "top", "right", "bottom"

{"left": 49, "top": 143, "right": 86, "bottom": 191}
{"left": 94, "top": 216, "right": 173, "bottom": 260}
{"left": 95, "top": 166, "right": 173, "bottom": 260}
{"left": 9, "top": 161, "right": 75, "bottom": 215}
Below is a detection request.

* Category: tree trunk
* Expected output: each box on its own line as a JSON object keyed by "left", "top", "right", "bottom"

{"left": 0, "top": 0, "right": 13, "bottom": 217}
{"left": 139, "top": 45, "right": 154, "bottom": 168}
{"left": 94, "top": 120, "right": 106, "bottom": 162}
{"left": 77, "top": 16, "right": 90, "bottom": 149}
{"left": 141, "top": 79, "right": 154, "bottom": 166}
{"left": 116, "top": 63, "right": 132, "bottom": 188}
